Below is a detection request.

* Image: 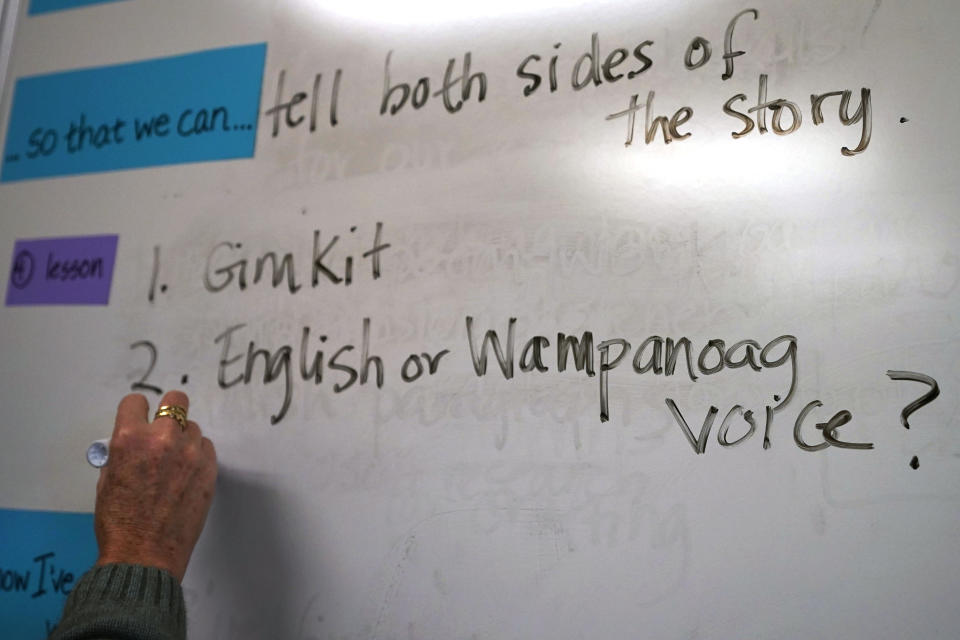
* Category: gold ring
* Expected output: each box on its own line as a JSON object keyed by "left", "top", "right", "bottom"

{"left": 155, "top": 405, "right": 188, "bottom": 431}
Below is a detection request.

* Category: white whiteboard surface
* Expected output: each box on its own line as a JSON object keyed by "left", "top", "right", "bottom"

{"left": 1, "top": 0, "right": 959, "bottom": 638}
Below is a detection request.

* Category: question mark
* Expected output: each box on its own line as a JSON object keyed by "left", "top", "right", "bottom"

{"left": 886, "top": 370, "right": 941, "bottom": 469}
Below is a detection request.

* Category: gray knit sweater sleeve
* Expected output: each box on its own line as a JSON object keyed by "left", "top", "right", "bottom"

{"left": 47, "top": 564, "right": 186, "bottom": 640}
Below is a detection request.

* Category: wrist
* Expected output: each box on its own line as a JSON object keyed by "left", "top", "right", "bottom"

{"left": 96, "top": 549, "right": 185, "bottom": 582}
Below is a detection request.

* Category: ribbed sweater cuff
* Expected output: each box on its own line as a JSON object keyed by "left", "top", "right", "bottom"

{"left": 48, "top": 563, "right": 186, "bottom": 640}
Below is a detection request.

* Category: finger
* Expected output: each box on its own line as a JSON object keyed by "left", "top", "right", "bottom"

{"left": 183, "top": 419, "right": 202, "bottom": 444}
{"left": 156, "top": 389, "right": 190, "bottom": 415}
{"left": 114, "top": 393, "right": 149, "bottom": 436}
{"left": 201, "top": 437, "right": 218, "bottom": 488}
{"left": 201, "top": 437, "right": 217, "bottom": 465}
{"left": 153, "top": 389, "right": 190, "bottom": 431}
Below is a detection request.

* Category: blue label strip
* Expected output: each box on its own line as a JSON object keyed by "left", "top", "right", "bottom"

{"left": 29, "top": 0, "right": 128, "bottom": 15}
{"left": 1, "top": 43, "right": 267, "bottom": 182}
{"left": 0, "top": 508, "right": 96, "bottom": 639}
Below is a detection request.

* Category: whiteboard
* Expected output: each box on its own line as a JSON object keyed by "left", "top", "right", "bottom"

{"left": 1, "top": 0, "right": 959, "bottom": 638}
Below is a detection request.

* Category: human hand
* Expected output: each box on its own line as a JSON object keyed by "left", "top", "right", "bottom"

{"left": 93, "top": 391, "right": 217, "bottom": 582}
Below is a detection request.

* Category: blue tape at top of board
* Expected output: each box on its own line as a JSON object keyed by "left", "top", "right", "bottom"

{"left": 0, "top": 508, "right": 96, "bottom": 639}
{"left": 1, "top": 43, "right": 267, "bottom": 182}
{"left": 29, "top": 0, "right": 128, "bottom": 15}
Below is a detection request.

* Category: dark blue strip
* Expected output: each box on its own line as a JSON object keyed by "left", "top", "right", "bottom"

{"left": 0, "top": 508, "right": 96, "bottom": 638}
{"left": 29, "top": 0, "right": 128, "bottom": 15}
{"left": 1, "top": 43, "right": 267, "bottom": 182}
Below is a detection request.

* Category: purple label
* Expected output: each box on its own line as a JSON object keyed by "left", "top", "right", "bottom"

{"left": 6, "top": 235, "right": 118, "bottom": 305}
